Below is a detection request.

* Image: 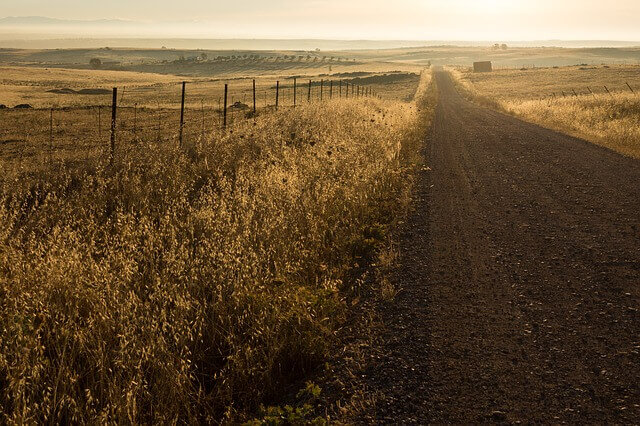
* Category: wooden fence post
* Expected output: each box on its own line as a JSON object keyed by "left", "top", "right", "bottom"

{"left": 49, "top": 108, "right": 53, "bottom": 164}
{"left": 294, "top": 78, "right": 297, "bottom": 107}
{"left": 223, "top": 84, "right": 228, "bottom": 129}
{"left": 330, "top": 80, "right": 333, "bottom": 99}
{"left": 320, "top": 79, "right": 324, "bottom": 101}
{"left": 98, "top": 106, "right": 101, "bottom": 139}
{"left": 253, "top": 79, "right": 256, "bottom": 114}
{"left": 604, "top": 85, "right": 612, "bottom": 98}
{"left": 179, "top": 81, "right": 186, "bottom": 146}
{"left": 308, "top": 80, "right": 312, "bottom": 102}
{"left": 339, "top": 80, "right": 342, "bottom": 97}
{"left": 134, "top": 103, "right": 138, "bottom": 139}
{"left": 110, "top": 87, "right": 117, "bottom": 165}
{"left": 201, "top": 100, "right": 205, "bottom": 139}
{"left": 626, "top": 82, "right": 635, "bottom": 94}
{"left": 346, "top": 82, "right": 349, "bottom": 98}
{"left": 157, "top": 102, "right": 162, "bottom": 142}
{"left": 276, "top": 81, "right": 280, "bottom": 110}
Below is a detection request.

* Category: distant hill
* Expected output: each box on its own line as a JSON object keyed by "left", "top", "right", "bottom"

{"left": 0, "top": 16, "right": 638, "bottom": 51}
{"left": 0, "top": 16, "right": 132, "bottom": 26}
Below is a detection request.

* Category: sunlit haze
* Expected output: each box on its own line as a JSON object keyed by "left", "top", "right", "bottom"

{"left": 1, "top": 0, "right": 640, "bottom": 41}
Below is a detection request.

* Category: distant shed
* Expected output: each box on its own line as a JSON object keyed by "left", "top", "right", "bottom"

{"left": 473, "top": 61, "right": 493, "bottom": 73}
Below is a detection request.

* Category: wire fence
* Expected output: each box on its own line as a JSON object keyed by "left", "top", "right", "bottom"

{"left": 501, "top": 82, "right": 640, "bottom": 105}
{"left": 542, "top": 82, "right": 637, "bottom": 100}
{"left": 0, "top": 77, "right": 380, "bottom": 174}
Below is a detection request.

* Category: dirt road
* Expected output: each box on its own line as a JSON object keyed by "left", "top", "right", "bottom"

{"left": 359, "top": 72, "right": 640, "bottom": 423}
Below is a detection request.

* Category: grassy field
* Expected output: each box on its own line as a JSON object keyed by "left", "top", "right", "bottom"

{"left": 342, "top": 46, "right": 640, "bottom": 67}
{"left": 0, "top": 59, "right": 434, "bottom": 422}
{"left": 4, "top": 45, "right": 640, "bottom": 71}
{"left": 450, "top": 65, "right": 640, "bottom": 159}
{"left": 0, "top": 47, "right": 423, "bottom": 78}
{"left": 0, "top": 66, "right": 182, "bottom": 107}
{"left": 0, "top": 64, "right": 422, "bottom": 182}
{"left": 0, "top": 63, "right": 421, "bottom": 107}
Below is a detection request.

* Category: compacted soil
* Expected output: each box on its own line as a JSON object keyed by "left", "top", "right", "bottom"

{"left": 348, "top": 71, "right": 640, "bottom": 423}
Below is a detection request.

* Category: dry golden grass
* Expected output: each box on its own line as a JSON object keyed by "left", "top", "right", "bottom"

{"left": 450, "top": 65, "right": 640, "bottom": 159}
{"left": 0, "top": 70, "right": 433, "bottom": 423}
{"left": 0, "top": 67, "right": 422, "bottom": 177}
{"left": 0, "top": 63, "right": 420, "bottom": 120}
{"left": 0, "top": 63, "right": 421, "bottom": 109}
{"left": 0, "top": 66, "right": 182, "bottom": 108}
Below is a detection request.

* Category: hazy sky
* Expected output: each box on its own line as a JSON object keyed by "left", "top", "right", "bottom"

{"left": 3, "top": 0, "right": 640, "bottom": 40}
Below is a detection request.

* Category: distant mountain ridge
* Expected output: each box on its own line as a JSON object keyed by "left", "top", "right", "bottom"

{"left": 0, "top": 16, "right": 133, "bottom": 25}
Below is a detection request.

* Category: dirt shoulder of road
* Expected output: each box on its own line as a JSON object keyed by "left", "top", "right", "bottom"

{"left": 283, "top": 77, "right": 439, "bottom": 424}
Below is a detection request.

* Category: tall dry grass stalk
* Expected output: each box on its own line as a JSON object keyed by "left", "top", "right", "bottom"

{"left": 496, "top": 95, "right": 640, "bottom": 158}
{"left": 0, "top": 72, "right": 435, "bottom": 423}
{"left": 448, "top": 67, "right": 640, "bottom": 159}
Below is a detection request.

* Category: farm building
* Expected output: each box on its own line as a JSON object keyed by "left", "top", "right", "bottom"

{"left": 473, "top": 61, "right": 493, "bottom": 73}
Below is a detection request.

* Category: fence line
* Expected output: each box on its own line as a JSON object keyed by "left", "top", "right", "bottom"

{"left": 110, "top": 88, "right": 117, "bottom": 165}
{"left": 0, "top": 77, "right": 381, "bottom": 171}
{"left": 537, "top": 82, "right": 638, "bottom": 103}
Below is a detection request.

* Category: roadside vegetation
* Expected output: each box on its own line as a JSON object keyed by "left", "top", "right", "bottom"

{"left": 0, "top": 64, "right": 421, "bottom": 109}
{"left": 450, "top": 65, "right": 640, "bottom": 159}
{"left": 0, "top": 69, "right": 434, "bottom": 423}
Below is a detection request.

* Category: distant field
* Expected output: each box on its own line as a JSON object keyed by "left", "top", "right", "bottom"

{"left": 454, "top": 64, "right": 640, "bottom": 99}
{"left": 450, "top": 65, "right": 640, "bottom": 158}
{"left": 4, "top": 45, "right": 640, "bottom": 77}
{"left": 343, "top": 46, "right": 640, "bottom": 67}
{"left": 0, "top": 66, "right": 182, "bottom": 107}
{"left": 0, "top": 61, "right": 421, "bottom": 107}
{"left": 0, "top": 60, "right": 423, "bottom": 182}
{"left": 0, "top": 47, "right": 423, "bottom": 77}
